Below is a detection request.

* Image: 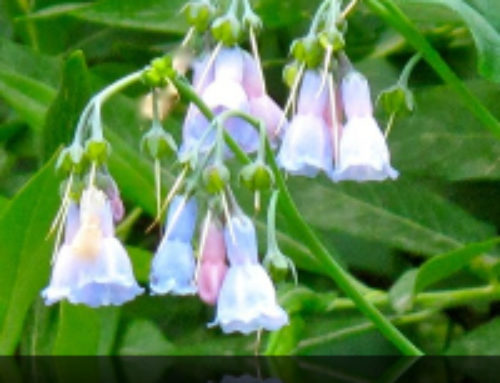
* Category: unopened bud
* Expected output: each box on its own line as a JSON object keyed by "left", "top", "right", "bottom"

{"left": 263, "top": 248, "right": 296, "bottom": 283}
{"left": 203, "top": 164, "right": 230, "bottom": 194}
{"left": 283, "top": 61, "right": 301, "bottom": 88}
{"left": 290, "top": 35, "right": 323, "bottom": 68}
{"left": 183, "top": 0, "right": 216, "bottom": 32}
{"left": 141, "top": 123, "right": 177, "bottom": 159}
{"left": 85, "top": 138, "right": 110, "bottom": 163}
{"left": 377, "top": 84, "right": 414, "bottom": 116}
{"left": 239, "top": 162, "right": 274, "bottom": 191}
{"left": 56, "top": 143, "right": 86, "bottom": 174}
{"left": 211, "top": 14, "right": 242, "bottom": 46}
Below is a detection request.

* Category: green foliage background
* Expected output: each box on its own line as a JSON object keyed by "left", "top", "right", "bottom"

{"left": 0, "top": 0, "right": 499, "bottom": 355}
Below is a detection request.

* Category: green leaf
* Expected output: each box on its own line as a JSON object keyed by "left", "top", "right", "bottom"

{"left": 388, "top": 238, "right": 499, "bottom": 312}
{"left": 414, "top": 238, "right": 500, "bottom": 293}
{"left": 446, "top": 317, "right": 500, "bottom": 355}
{"left": 0, "top": 37, "right": 60, "bottom": 86}
{"left": 389, "top": 80, "right": 500, "bottom": 181}
{"left": 289, "top": 179, "right": 495, "bottom": 257}
{"left": 52, "top": 303, "right": 120, "bottom": 355}
{"left": 365, "top": 0, "right": 500, "bottom": 137}
{"left": 402, "top": 0, "right": 500, "bottom": 82}
{"left": 118, "top": 319, "right": 174, "bottom": 355}
{"left": 389, "top": 269, "right": 418, "bottom": 313}
{"left": 70, "top": 0, "right": 187, "bottom": 34}
{"left": 0, "top": 153, "right": 60, "bottom": 354}
{"left": 0, "top": 67, "right": 55, "bottom": 129}
{"left": 41, "top": 50, "right": 92, "bottom": 161}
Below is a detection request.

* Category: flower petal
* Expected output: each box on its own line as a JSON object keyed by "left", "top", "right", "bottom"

{"left": 150, "top": 240, "right": 197, "bottom": 295}
{"left": 209, "top": 263, "right": 288, "bottom": 334}
{"left": 277, "top": 114, "right": 333, "bottom": 176}
{"left": 332, "top": 117, "right": 398, "bottom": 182}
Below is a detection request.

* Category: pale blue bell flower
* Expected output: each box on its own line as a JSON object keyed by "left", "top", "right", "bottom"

{"left": 149, "top": 195, "right": 198, "bottom": 295}
{"left": 209, "top": 213, "right": 288, "bottom": 334}
{"left": 332, "top": 71, "right": 399, "bottom": 182}
{"left": 42, "top": 187, "right": 144, "bottom": 307}
{"left": 277, "top": 70, "right": 333, "bottom": 176}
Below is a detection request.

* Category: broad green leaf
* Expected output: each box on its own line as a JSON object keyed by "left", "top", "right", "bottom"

{"left": 289, "top": 179, "right": 495, "bottom": 257}
{"left": 446, "top": 317, "right": 500, "bottom": 355}
{"left": 0, "top": 67, "right": 55, "bottom": 129}
{"left": 70, "top": 0, "right": 187, "bottom": 34}
{"left": 389, "top": 269, "right": 418, "bottom": 313}
{"left": 389, "top": 81, "right": 500, "bottom": 181}
{"left": 52, "top": 303, "right": 119, "bottom": 355}
{"left": 388, "top": 238, "right": 499, "bottom": 312}
{"left": 118, "top": 319, "right": 174, "bottom": 355}
{"left": 127, "top": 246, "right": 151, "bottom": 284}
{"left": 0, "top": 37, "right": 60, "bottom": 86}
{"left": 414, "top": 238, "right": 500, "bottom": 293}
{"left": 0, "top": 154, "right": 59, "bottom": 354}
{"left": 41, "top": 50, "right": 92, "bottom": 161}
{"left": 401, "top": 0, "right": 500, "bottom": 82}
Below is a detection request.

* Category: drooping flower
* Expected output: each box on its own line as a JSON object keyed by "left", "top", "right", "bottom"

{"left": 149, "top": 195, "right": 198, "bottom": 295}
{"left": 331, "top": 70, "right": 398, "bottom": 182}
{"left": 277, "top": 70, "right": 334, "bottom": 176}
{"left": 180, "top": 46, "right": 285, "bottom": 155}
{"left": 42, "top": 187, "right": 143, "bottom": 307}
{"left": 209, "top": 213, "right": 288, "bottom": 334}
{"left": 197, "top": 219, "right": 228, "bottom": 305}
{"left": 241, "top": 49, "right": 287, "bottom": 142}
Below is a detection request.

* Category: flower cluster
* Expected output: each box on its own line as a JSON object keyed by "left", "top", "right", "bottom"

{"left": 43, "top": 0, "right": 415, "bottom": 340}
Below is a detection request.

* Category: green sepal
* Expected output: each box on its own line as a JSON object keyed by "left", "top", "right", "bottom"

{"left": 183, "top": 0, "right": 216, "bottom": 32}
{"left": 140, "top": 123, "right": 177, "bottom": 159}
{"left": 377, "top": 84, "right": 414, "bottom": 116}
{"left": 211, "top": 14, "right": 242, "bottom": 46}
{"left": 55, "top": 144, "right": 87, "bottom": 174}
{"left": 84, "top": 138, "right": 111, "bottom": 163}
{"left": 283, "top": 61, "right": 301, "bottom": 89}
{"left": 263, "top": 248, "right": 296, "bottom": 283}
{"left": 290, "top": 35, "right": 323, "bottom": 68}
{"left": 239, "top": 162, "right": 274, "bottom": 191}
{"left": 318, "top": 28, "right": 345, "bottom": 52}
{"left": 203, "top": 163, "right": 230, "bottom": 194}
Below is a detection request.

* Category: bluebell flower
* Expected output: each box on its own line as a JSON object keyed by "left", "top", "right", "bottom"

{"left": 42, "top": 187, "right": 143, "bottom": 307}
{"left": 209, "top": 213, "right": 288, "bottom": 334}
{"left": 181, "top": 46, "right": 284, "bottom": 155}
{"left": 149, "top": 195, "right": 198, "bottom": 295}
{"left": 331, "top": 70, "right": 398, "bottom": 182}
{"left": 277, "top": 70, "right": 334, "bottom": 176}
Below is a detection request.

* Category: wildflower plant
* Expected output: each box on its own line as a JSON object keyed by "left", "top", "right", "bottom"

{"left": 1, "top": 0, "right": 500, "bottom": 358}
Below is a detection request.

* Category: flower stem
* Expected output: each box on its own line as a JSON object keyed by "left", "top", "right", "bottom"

{"left": 171, "top": 74, "right": 423, "bottom": 355}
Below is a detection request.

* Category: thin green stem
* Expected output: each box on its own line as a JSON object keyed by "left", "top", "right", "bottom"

{"left": 171, "top": 74, "right": 422, "bottom": 355}
{"left": 365, "top": 0, "right": 500, "bottom": 138}
{"left": 398, "top": 53, "right": 421, "bottom": 87}
{"left": 327, "top": 283, "right": 500, "bottom": 312}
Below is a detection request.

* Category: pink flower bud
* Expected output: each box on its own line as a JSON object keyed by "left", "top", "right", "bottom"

{"left": 198, "top": 222, "right": 228, "bottom": 305}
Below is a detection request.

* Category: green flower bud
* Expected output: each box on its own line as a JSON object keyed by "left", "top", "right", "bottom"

{"left": 203, "top": 163, "right": 230, "bottom": 194}
{"left": 318, "top": 29, "right": 345, "bottom": 52}
{"left": 142, "top": 68, "right": 167, "bottom": 88}
{"left": 211, "top": 14, "right": 242, "bottom": 46}
{"left": 85, "top": 138, "right": 111, "bottom": 163}
{"left": 263, "top": 248, "right": 297, "bottom": 283}
{"left": 239, "top": 162, "right": 274, "bottom": 191}
{"left": 282, "top": 61, "right": 301, "bottom": 89}
{"left": 56, "top": 144, "right": 87, "bottom": 174}
{"left": 151, "top": 56, "right": 174, "bottom": 78}
{"left": 242, "top": 10, "right": 263, "bottom": 32}
{"left": 141, "top": 124, "right": 177, "bottom": 159}
{"left": 377, "top": 84, "right": 414, "bottom": 116}
{"left": 183, "top": 1, "right": 215, "bottom": 32}
{"left": 290, "top": 35, "right": 323, "bottom": 68}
